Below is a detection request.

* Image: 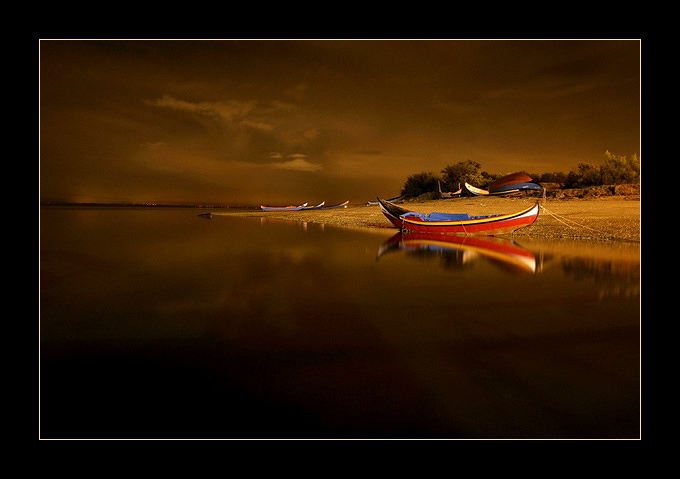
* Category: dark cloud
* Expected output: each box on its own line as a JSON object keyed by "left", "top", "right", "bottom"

{"left": 40, "top": 39, "right": 640, "bottom": 205}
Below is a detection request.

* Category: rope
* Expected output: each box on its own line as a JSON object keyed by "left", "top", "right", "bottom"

{"left": 539, "top": 204, "right": 624, "bottom": 241}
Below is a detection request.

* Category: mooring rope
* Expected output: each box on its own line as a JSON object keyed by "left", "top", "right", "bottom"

{"left": 539, "top": 204, "right": 626, "bottom": 242}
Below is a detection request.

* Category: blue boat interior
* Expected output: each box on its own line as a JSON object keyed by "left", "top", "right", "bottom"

{"left": 401, "top": 212, "right": 476, "bottom": 222}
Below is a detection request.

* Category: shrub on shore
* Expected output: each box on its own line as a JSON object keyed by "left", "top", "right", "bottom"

{"left": 400, "top": 152, "right": 640, "bottom": 199}
{"left": 551, "top": 183, "right": 640, "bottom": 199}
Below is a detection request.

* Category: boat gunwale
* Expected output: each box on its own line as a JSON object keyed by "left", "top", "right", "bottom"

{"left": 399, "top": 202, "right": 539, "bottom": 227}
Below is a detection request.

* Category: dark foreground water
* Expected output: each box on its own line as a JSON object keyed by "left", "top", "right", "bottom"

{"left": 40, "top": 208, "right": 640, "bottom": 439}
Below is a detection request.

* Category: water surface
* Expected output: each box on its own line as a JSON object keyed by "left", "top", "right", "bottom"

{"left": 40, "top": 208, "right": 640, "bottom": 439}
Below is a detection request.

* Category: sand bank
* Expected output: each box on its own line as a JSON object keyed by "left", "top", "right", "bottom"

{"left": 208, "top": 196, "right": 641, "bottom": 243}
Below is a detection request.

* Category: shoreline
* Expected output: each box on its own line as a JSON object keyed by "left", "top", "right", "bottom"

{"left": 206, "top": 196, "right": 641, "bottom": 243}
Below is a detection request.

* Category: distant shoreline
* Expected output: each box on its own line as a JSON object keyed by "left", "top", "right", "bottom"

{"left": 40, "top": 202, "right": 258, "bottom": 210}
{"left": 41, "top": 196, "right": 641, "bottom": 243}
{"left": 40, "top": 184, "right": 640, "bottom": 211}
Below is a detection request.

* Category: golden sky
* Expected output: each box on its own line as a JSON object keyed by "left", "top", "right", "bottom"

{"left": 39, "top": 39, "right": 640, "bottom": 205}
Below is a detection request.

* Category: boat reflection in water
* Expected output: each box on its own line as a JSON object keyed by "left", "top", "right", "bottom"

{"left": 378, "top": 232, "right": 537, "bottom": 275}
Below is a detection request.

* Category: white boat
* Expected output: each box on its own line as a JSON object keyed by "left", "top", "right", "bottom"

{"left": 463, "top": 182, "right": 489, "bottom": 196}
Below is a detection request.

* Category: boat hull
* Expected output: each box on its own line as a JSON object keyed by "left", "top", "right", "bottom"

{"left": 260, "top": 202, "right": 308, "bottom": 211}
{"left": 322, "top": 200, "right": 349, "bottom": 209}
{"left": 463, "top": 182, "right": 489, "bottom": 196}
{"left": 490, "top": 182, "right": 543, "bottom": 194}
{"left": 487, "top": 172, "right": 543, "bottom": 195}
{"left": 302, "top": 201, "right": 325, "bottom": 210}
{"left": 378, "top": 199, "right": 412, "bottom": 228}
{"left": 378, "top": 198, "right": 540, "bottom": 236}
{"left": 261, "top": 206, "right": 307, "bottom": 211}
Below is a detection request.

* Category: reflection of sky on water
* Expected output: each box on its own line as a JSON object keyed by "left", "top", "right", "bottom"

{"left": 560, "top": 256, "right": 640, "bottom": 299}
{"left": 40, "top": 209, "right": 640, "bottom": 439}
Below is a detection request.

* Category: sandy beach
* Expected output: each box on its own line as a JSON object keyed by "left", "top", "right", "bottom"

{"left": 209, "top": 195, "right": 641, "bottom": 243}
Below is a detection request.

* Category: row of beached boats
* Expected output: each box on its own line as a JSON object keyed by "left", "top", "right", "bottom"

{"left": 259, "top": 200, "right": 350, "bottom": 211}
{"left": 233, "top": 173, "right": 543, "bottom": 236}
{"left": 439, "top": 172, "right": 543, "bottom": 197}
{"left": 259, "top": 197, "right": 539, "bottom": 236}
{"left": 377, "top": 172, "right": 542, "bottom": 235}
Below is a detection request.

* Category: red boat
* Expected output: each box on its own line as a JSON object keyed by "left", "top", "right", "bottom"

{"left": 488, "top": 172, "right": 543, "bottom": 195}
{"left": 377, "top": 198, "right": 540, "bottom": 236}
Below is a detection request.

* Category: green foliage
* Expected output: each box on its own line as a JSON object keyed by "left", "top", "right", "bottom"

{"left": 600, "top": 151, "right": 640, "bottom": 184}
{"left": 564, "top": 152, "right": 639, "bottom": 188}
{"left": 401, "top": 171, "right": 440, "bottom": 198}
{"left": 565, "top": 163, "right": 602, "bottom": 188}
{"left": 441, "top": 160, "right": 483, "bottom": 190}
{"left": 535, "top": 171, "right": 568, "bottom": 184}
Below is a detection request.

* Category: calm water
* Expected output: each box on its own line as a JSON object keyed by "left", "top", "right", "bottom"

{"left": 40, "top": 208, "right": 640, "bottom": 439}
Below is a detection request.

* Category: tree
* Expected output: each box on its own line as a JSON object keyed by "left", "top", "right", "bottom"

{"left": 536, "top": 172, "right": 567, "bottom": 184}
{"left": 441, "top": 160, "right": 483, "bottom": 190}
{"left": 564, "top": 152, "right": 640, "bottom": 188}
{"left": 564, "top": 163, "right": 601, "bottom": 188}
{"left": 600, "top": 151, "right": 640, "bottom": 184}
{"left": 401, "top": 172, "right": 440, "bottom": 198}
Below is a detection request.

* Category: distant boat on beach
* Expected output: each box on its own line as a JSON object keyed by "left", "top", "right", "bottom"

{"left": 438, "top": 181, "right": 462, "bottom": 198}
{"left": 463, "top": 182, "right": 490, "bottom": 196}
{"left": 302, "top": 201, "right": 325, "bottom": 210}
{"left": 260, "top": 202, "right": 309, "bottom": 211}
{"left": 260, "top": 200, "right": 350, "bottom": 211}
{"left": 366, "top": 195, "right": 403, "bottom": 206}
{"left": 463, "top": 173, "right": 544, "bottom": 197}
{"left": 321, "top": 200, "right": 349, "bottom": 209}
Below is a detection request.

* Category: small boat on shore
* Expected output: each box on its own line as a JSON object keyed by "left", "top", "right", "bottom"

{"left": 366, "top": 195, "right": 403, "bottom": 206}
{"left": 439, "top": 181, "right": 462, "bottom": 198}
{"left": 260, "top": 202, "right": 308, "bottom": 212}
{"left": 302, "top": 201, "right": 325, "bottom": 210}
{"left": 462, "top": 174, "right": 543, "bottom": 197}
{"left": 377, "top": 198, "right": 540, "bottom": 236}
{"left": 463, "top": 182, "right": 490, "bottom": 196}
{"left": 322, "top": 200, "right": 349, "bottom": 209}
